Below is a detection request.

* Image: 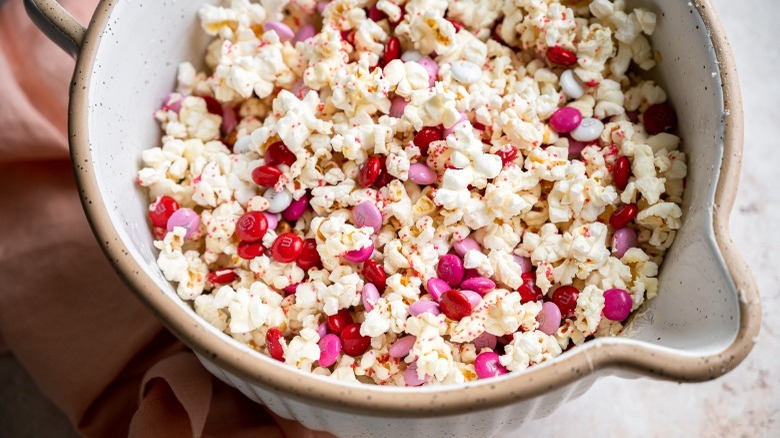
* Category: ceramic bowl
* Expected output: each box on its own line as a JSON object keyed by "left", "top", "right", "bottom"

{"left": 25, "top": 0, "right": 761, "bottom": 436}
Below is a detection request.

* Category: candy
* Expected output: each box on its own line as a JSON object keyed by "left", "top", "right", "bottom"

{"left": 206, "top": 269, "right": 237, "bottom": 286}
{"left": 439, "top": 290, "right": 473, "bottom": 321}
{"left": 453, "top": 237, "right": 481, "bottom": 256}
{"left": 537, "top": 302, "right": 563, "bottom": 335}
{"left": 236, "top": 212, "right": 268, "bottom": 243}
{"left": 343, "top": 243, "right": 374, "bottom": 263}
{"left": 643, "top": 103, "right": 677, "bottom": 134}
{"left": 474, "top": 352, "right": 508, "bottom": 379}
{"left": 265, "top": 328, "right": 285, "bottom": 361}
{"left": 149, "top": 195, "right": 178, "bottom": 228}
{"left": 613, "top": 156, "right": 631, "bottom": 190}
{"left": 352, "top": 201, "right": 382, "bottom": 233}
{"left": 382, "top": 37, "right": 401, "bottom": 66}
{"left": 546, "top": 46, "right": 577, "bottom": 66}
{"left": 437, "top": 254, "right": 464, "bottom": 287}
{"left": 327, "top": 309, "right": 353, "bottom": 334}
{"left": 609, "top": 204, "right": 639, "bottom": 229}
{"left": 570, "top": 117, "right": 604, "bottom": 142}
{"left": 340, "top": 323, "right": 371, "bottom": 356}
{"left": 413, "top": 126, "right": 442, "bottom": 155}
{"left": 361, "top": 283, "right": 380, "bottom": 312}
{"left": 265, "top": 141, "right": 297, "bottom": 166}
{"left": 443, "top": 112, "right": 468, "bottom": 138}
{"left": 407, "top": 163, "right": 437, "bottom": 185}
{"left": 296, "top": 238, "right": 322, "bottom": 270}
{"left": 264, "top": 21, "right": 294, "bottom": 41}
{"left": 460, "top": 277, "right": 496, "bottom": 295}
{"left": 389, "top": 335, "right": 416, "bottom": 358}
{"left": 560, "top": 70, "right": 585, "bottom": 98}
{"left": 611, "top": 227, "right": 638, "bottom": 259}
{"left": 603, "top": 288, "right": 633, "bottom": 321}
{"left": 358, "top": 156, "right": 381, "bottom": 187}
{"left": 461, "top": 290, "right": 482, "bottom": 307}
{"left": 293, "top": 24, "right": 316, "bottom": 43}
{"left": 237, "top": 240, "right": 265, "bottom": 260}
{"left": 264, "top": 188, "right": 293, "bottom": 213}
{"left": 389, "top": 96, "right": 408, "bottom": 118}
{"left": 271, "top": 232, "right": 304, "bottom": 263}
{"left": 318, "top": 334, "right": 342, "bottom": 367}
{"left": 451, "top": 60, "right": 481, "bottom": 84}
{"left": 416, "top": 57, "right": 438, "bottom": 87}
{"left": 473, "top": 332, "right": 497, "bottom": 351}
{"left": 403, "top": 362, "right": 427, "bottom": 386}
{"left": 426, "top": 278, "right": 450, "bottom": 301}
{"left": 552, "top": 286, "right": 580, "bottom": 317}
{"left": 363, "top": 260, "right": 387, "bottom": 290}
{"left": 549, "top": 107, "right": 583, "bottom": 133}
{"left": 401, "top": 50, "right": 422, "bottom": 62}
{"left": 282, "top": 194, "right": 308, "bottom": 221}
{"left": 166, "top": 207, "right": 199, "bottom": 238}
{"left": 409, "top": 300, "right": 441, "bottom": 316}
{"left": 263, "top": 212, "right": 279, "bottom": 230}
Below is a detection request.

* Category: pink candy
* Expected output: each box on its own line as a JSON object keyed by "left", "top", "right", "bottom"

{"left": 403, "top": 362, "right": 428, "bottom": 386}
{"left": 221, "top": 104, "right": 237, "bottom": 134}
{"left": 162, "top": 93, "right": 183, "bottom": 113}
{"left": 316, "top": 2, "right": 330, "bottom": 14}
{"left": 409, "top": 300, "right": 441, "bottom": 316}
{"left": 166, "top": 208, "right": 199, "bottom": 238}
{"left": 513, "top": 256, "right": 533, "bottom": 274}
{"left": 437, "top": 254, "right": 464, "bottom": 287}
{"left": 352, "top": 201, "right": 382, "bottom": 233}
{"left": 290, "top": 79, "right": 310, "bottom": 99}
{"left": 453, "top": 237, "right": 481, "bottom": 256}
{"left": 343, "top": 243, "right": 374, "bottom": 263}
{"left": 426, "top": 278, "right": 450, "bottom": 301}
{"left": 603, "top": 288, "right": 632, "bottom": 321}
{"left": 611, "top": 227, "right": 638, "bottom": 259}
{"left": 549, "top": 106, "right": 583, "bottom": 133}
{"left": 264, "top": 21, "right": 295, "bottom": 41}
{"left": 443, "top": 112, "right": 468, "bottom": 138}
{"left": 407, "top": 163, "right": 437, "bottom": 185}
{"left": 282, "top": 194, "right": 308, "bottom": 221}
{"left": 263, "top": 212, "right": 279, "bottom": 230}
{"left": 361, "top": 283, "right": 380, "bottom": 312}
{"left": 473, "top": 332, "right": 497, "bottom": 351}
{"left": 293, "top": 24, "right": 316, "bottom": 43}
{"left": 316, "top": 322, "right": 328, "bottom": 338}
{"left": 537, "top": 302, "right": 562, "bottom": 335}
{"left": 389, "top": 96, "right": 408, "bottom": 118}
{"left": 474, "top": 352, "right": 508, "bottom": 379}
{"left": 389, "top": 335, "right": 416, "bottom": 358}
{"left": 318, "top": 334, "right": 342, "bottom": 367}
{"left": 460, "top": 277, "right": 496, "bottom": 295}
{"left": 416, "top": 57, "right": 438, "bottom": 87}
{"left": 461, "top": 290, "right": 482, "bottom": 308}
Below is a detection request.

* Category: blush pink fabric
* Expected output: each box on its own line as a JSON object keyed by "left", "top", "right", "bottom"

{"left": 0, "top": 1, "right": 332, "bottom": 436}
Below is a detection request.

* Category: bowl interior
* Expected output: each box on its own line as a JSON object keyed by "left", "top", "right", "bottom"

{"left": 82, "top": 0, "right": 740, "bottom": 381}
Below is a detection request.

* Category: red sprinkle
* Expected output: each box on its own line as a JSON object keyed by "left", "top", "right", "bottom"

{"left": 363, "top": 260, "right": 387, "bottom": 290}
{"left": 236, "top": 211, "right": 268, "bottom": 243}
{"left": 327, "top": 309, "right": 354, "bottom": 334}
{"left": 149, "top": 195, "right": 179, "bottom": 228}
{"left": 340, "top": 323, "right": 371, "bottom": 356}
{"left": 413, "top": 126, "right": 443, "bottom": 155}
{"left": 546, "top": 46, "right": 578, "bottom": 66}
{"left": 440, "top": 290, "right": 473, "bottom": 321}
{"left": 207, "top": 269, "right": 237, "bottom": 286}
{"left": 265, "top": 141, "right": 297, "bottom": 166}
{"left": 552, "top": 286, "right": 579, "bottom": 317}
{"left": 613, "top": 156, "right": 631, "bottom": 190}
{"left": 266, "top": 327, "right": 285, "bottom": 361}
{"left": 643, "top": 103, "right": 678, "bottom": 135}
{"left": 381, "top": 36, "right": 401, "bottom": 66}
{"left": 251, "top": 165, "right": 283, "bottom": 187}
{"left": 609, "top": 204, "right": 638, "bottom": 229}
{"left": 496, "top": 147, "right": 518, "bottom": 166}
{"left": 237, "top": 240, "right": 265, "bottom": 260}
{"left": 358, "top": 156, "right": 381, "bottom": 187}
{"left": 296, "top": 238, "right": 322, "bottom": 270}
{"left": 271, "top": 232, "right": 304, "bottom": 263}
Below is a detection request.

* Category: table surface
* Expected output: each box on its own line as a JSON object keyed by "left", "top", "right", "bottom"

{"left": 1, "top": 0, "right": 778, "bottom": 436}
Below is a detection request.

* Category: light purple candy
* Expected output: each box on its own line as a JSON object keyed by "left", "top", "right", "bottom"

{"left": 290, "top": 79, "right": 310, "bottom": 99}
{"left": 603, "top": 288, "right": 633, "bottom": 321}
{"left": 612, "top": 227, "right": 638, "bottom": 259}
{"left": 166, "top": 208, "right": 199, "bottom": 239}
{"left": 389, "top": 335, "right": 416, "bottom": 358}
{"left": 473, "top": 332, "right": 497, "bottom": 351}
{"left": 460, "top": 277, "right": 496, "bottom": 295}
{"left": 549, "top": 106, "right": 583, "bottom": 133}
{"left": 316, "top": 1, "right": 330, "bottom": 14}
{"left": 221, "top": 104, "right": 237, "bottom": 134}
{"left": 513, "top": 255, "right": 533, "bottom": 274}
{"left": 437, "top": 254, "right": 464, "bottom": 287}
{"left": 282, "top": 194, "right": 308, "bottom": 222}
{"left": 408, "top": 163, "right": 437, "bottom": 185}
{"left": 403, "top": 362, "right": 428, "bottom": 386}
{"left": 263, "top": 212, "right": 280, "bottom": 230}
{"left": 416, "top": 57, "right": 439, "bottom": 87}
{"left": 389, "top": 96, "right": 408, "bottom": 118}
{"left": 537, "top": 302, "right": 562, "bottom": 335}
{"left": 461, "top": 290, "right": 482, "bottom": 308}
{"left": 316, "top": 322, "right": 328, "bottom": 338}
{"left": 474, "top": 351, "right": 508, "bottom": 379}
{"left": 568, "top": 137, "right": 587, "bottom": 159}
{"left": 426, "top": 278, "right": 450, "bottom": 301}
{"left": 293, "top": 24, "right": 316, "bottom": 43}
{"left": 453, "top": 237, "right": 481, "bottom": 256}
{"left": 361, "top": 283, "right": 380, "bottom": 312}
{"left": 443, "top": 112, "right": 468, "bottom": 137}
{"left": 352, "top": 201, "right": 382, "bottom": 233}
{"left": 264, "top": 21, "right": 295, "bottom": 41}
{"left": 409, "top": 300, "right": 440, "bottom": 316}
{"left": 343, "top": 243, "right": 374, "bottom": 263}
{"left": 162, "top": 93, "right": 183, "bottom": 113}
{"left": 318, "top": 334, "right": 342, "bottom": 367}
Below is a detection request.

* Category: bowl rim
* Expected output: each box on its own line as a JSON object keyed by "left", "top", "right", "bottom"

{"left": 68, "top": 0, "right": 761, "bottom": 416}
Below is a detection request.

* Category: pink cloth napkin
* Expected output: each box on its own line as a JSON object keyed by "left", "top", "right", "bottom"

{"left": 0, "top": 1, "right": 332, "bottom": 436}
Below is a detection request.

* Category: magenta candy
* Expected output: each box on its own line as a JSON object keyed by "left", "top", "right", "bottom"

{"left": 361, "top": 283, "right": 380, "bottom": 312}
{"left": 453, "top": 237, "right": 481, "bottom": 257}
{"left": 461, "top": 290, "right": 482, "bottom": 308}
{"left": 549, "top": 106, "right": 583, "bottom": 133}
{"left": 463, "top": 268, "right": 480, "bottom": 280}
{"left": 221, "top": 104, "right": 237, "bottom": 134}
{"left": 416, "top": 57, "right": 439, "bottom": 87}
{"left": 403, "top": 363, "right": 427, "bottom": 386}
{"left": 474, "top": 351, "right": 508, "bottom": 379}
{"left": 443, "top": 112, "right": 469, "bottom": 137}
{"left": 426, "top": 278, "right": 450, "bottom": 301}
{"left": 282, "top": 194, "right": 308, "bottom": 221}
{"left": 513, "top": 256, "right": 533, "bottom": 274}
{"left": 318, "top": 333, "right": 342, "bottom": 367}
{"left": 316, "top": 2, "right": 330, "bottom": 14}
{"left": 343, "top": 243, "right": 375, "bottom": 263}
{"left": 389, "top": 335, "right": 417, "bottom": 358}
{"left": 473, "top": 332, "right": 497, "bottom": 351}
{"left": 166, "top": 208, "right": 199, "bottom": 239}
{"left": 611, "top": 227, "right": 638, "bottom": 258}
{"left": 460, "top": 277, "right": 496, "bottom": 295}
{"left": 264, "top": 21, "right": 295, "bottom": 41}
{"left": 537, "top": 302, "right": 562, "bottom": 335}
{"left": 284, "top": 283, "right": 299, "bottom": 294}
{"left": 352, "top": 201, "right": 382, "bottom": 233}
{"left": 389, "top": 96, "right": 408, "bottom": 118}
{"left": 408, "top": 163, "right": 437, "bottom": 185}
{"left": 437, "top": 254, "right": 464, "bottom": 287}
{"left": 162, "top": 93, "right": 183, "bottom": 113}
{"left": 293, "top": 24, "right": 316, "bottom": 43}
{"left": 603, "top": 288, "right": 633, "bottom": 321}
{"left": 316, "top": 322, "right": 328, "bottom": 338}
{"left": 409, "top": 300, "right": 441, "bottom": 316}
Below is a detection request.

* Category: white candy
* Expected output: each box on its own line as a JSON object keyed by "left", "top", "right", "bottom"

{"left": 571, "top": 117, "right": 605, "bottom": 142}
{"left": 264, "top": 187, "right": 293, "bottom": 213}
{"left": 233, "top": 135, "right": 253, "bottom": 154}
{"left": 401, "top": 50, "right": 423, "bottom": 62}
{"left": 560, "top": 70, "right": 585, "bottom": 99}
{"left": 450, "top": 60, "right": 481, "bottom": 84}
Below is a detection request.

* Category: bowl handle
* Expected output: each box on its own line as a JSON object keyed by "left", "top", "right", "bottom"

{"left": 23, "top": 0, "right": 86, "bottom": 58}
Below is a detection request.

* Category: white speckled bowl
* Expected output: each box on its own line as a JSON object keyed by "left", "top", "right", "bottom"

{"left": 25, "top": 0, "right": 760, "bottom": 436}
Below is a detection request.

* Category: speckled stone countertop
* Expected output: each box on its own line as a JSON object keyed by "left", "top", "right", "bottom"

{"left": 0, "top": 0, "right": 777, "bottom": 436}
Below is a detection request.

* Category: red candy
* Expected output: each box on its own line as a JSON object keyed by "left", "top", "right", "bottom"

{"left": 368, "top": 4, "right": 386, "bottom": 21}
{"left": 265, "top": 141, "right": 297, "bottom": 166}
{"left": 237, "top": 240, "right": 265, "bottom": 260}
{"left": 374, "top": 155, "right": 394, "bottom": 188}
{"left": 271, "top": 232, "right": 304, "bottom": 263}
{"left": 340, "top": 323, "right": 371, "bottom": 356}
{"left": 382, "top": 36, "right": 401, "bottom": 66}
{"left": 236, "top": 211, "right": 268, "bottom": 243}
{"left": 546, "top": 46, "right": 578, "bottom": 66}
{"left": 149, "top": 195, "right": 179, "bottom": 228}
{"left": 609, "top": 203, "right": 638, "bottom": 229}
{"left": 358, "top": 156, "right": 381, "bottom": 187}
{"left": 206, "top": 269, "right": 237, "bottom": 286}
{"left": 327, "top": 309, "right": 354, "bottom": 334}
{"left": 363, "top": 260, "right": 387, "bottom": 290}
{"left": 643, "top": 103, "right": 677, "bottom": 135}
{"left": 518, "top": 274, "right": 543, "bottom": 304}
{"left": 251, "top": 165, "right": 283, "bottom": 187}
{"left": 413, "top": 126, "right": 443, "bottom": 155}
{"left": 265, "top": 327, "right": 285, "bottom": 361}
{"left": 440, "top": 290, "right": 473, "bottom": 321}
{"left": 552, "top": 286, "right": 580, "bottom": 317}
{"left": 200, "top": 95, "right": 223, "bottom": 116}
{"left": 297, "top": 238, "right": 322, "bottom": 270}
{"left": 613, "top": 156, "right": 631, "bottom": 190}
